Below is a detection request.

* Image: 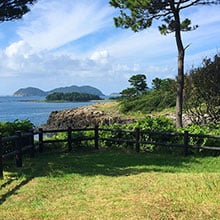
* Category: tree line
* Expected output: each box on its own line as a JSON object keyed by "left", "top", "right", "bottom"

{"left": 119, "top": 74, "right": 176, "bottom": 113}
{"left": 119, "top": 54, "right": 220, "bottom": 125}
{"left": 45, "top": 92, "right": 102, "bottom": 102}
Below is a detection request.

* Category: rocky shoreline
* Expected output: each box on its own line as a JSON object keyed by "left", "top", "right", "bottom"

{"left": 40, "top": 104, "right": 135, "bottom": 129}
{"left": 39, "top": 103, "right": 193, "bottom": 130}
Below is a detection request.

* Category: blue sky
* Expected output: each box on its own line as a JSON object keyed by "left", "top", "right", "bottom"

{"left": 0, "top": 0, "right": 220, "bottom": 96}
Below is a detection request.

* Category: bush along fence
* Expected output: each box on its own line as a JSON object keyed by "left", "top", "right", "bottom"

{"left": 1, "top": 126, "right": 220, "bottom": 178}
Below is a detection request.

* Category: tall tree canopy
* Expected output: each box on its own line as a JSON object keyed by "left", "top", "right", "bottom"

{"left": 128, "top": 74, "right": 147, "bottom": 94}
{"left": 109, "top": 0, "right": 220, "bottom": 127}
{"left": 184, "top": 55, "right": 220, "bottom": 124}
{"left": 120, "top": 76, "right": 176, "bottom": 113}
{"left": 0, "top": 0, "right": 36, "bottom": 22}
{"left": 121, "top": 74, "right": 147, "bottom": 97}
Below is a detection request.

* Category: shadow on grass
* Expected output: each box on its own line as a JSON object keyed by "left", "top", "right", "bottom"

{"left": 0, "top": 178, "right": 31, "bottom": 205}
{"left": 2, "top": 148, "right": 210, "bottom": 179}
{"left": 1, "top": 148, "right": 219, "bottom": 205}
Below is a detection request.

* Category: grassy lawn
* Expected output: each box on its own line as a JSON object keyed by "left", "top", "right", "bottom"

{"left": 1, "top": 150, "right": 220, "bottom": 220}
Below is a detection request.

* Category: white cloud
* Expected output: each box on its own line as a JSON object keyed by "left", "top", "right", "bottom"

{"left": 188, "top": 5, "right": 220, "bottom": 26}
{"left": 90, "top": 50, "right": 110, "bottom": 64}
{"left": 97, "top": 29, "right": 175, "bottom": 60}
{"left": 17, "top": 0, "right": 114, "bottom": 52}
{"left": 5, "top": 40, "right": 33, "bottom": 58}
{"left": 1, "top": 1, "right": 220, "bottom": 96}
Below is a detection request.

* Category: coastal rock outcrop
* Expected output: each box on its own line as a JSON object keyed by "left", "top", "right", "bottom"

{"left": 43, "top": 105, "right": 135, "bottom": 129}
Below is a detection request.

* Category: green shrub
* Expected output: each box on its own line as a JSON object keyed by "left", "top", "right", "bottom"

{"left": 99, "top": 116, "right": 177, "bottom": 153}
{"left": 0, "top": 119, "right": 34, "bottom": 136}
{"left": 178, "top": 124, "right": 209, "bottom": 147}
{"left": 99, "top": 118, "right": 219, "bottom": 155}
{"left": 204, "top": 123, "right": 220, "bottom": 151}
{"left": 120, "top": 87, "right": 175, "bottom": 114}
{"left": 0, "top": 119, "right": 34, "bottom": 154}
{"left": 178, "top": 123, "right": 220, "bottom": 155}
{"left": 129, "top": 116, "right": 175, "bottom": 131}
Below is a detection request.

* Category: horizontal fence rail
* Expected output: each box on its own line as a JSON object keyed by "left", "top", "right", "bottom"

{"left": 1, "top": 126, "right": 220, "bottom": 178}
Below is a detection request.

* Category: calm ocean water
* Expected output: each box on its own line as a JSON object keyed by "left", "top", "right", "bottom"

{"left": 0, "top": 96, "right": 96, "bottom": 127}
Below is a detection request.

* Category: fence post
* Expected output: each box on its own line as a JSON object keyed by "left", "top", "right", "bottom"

{"left": 38, "top": 128, "right": 43, "bottom": 153}
{"left": 116, "top": 128, "right": 122, "bottom": 147}
{"left": 94, "top": 125, "right": 99, "bottom": 150}
{"left": 135, "top": 128, "right": 140, "bottom": 153}
{"left": 30, "top": 129, "right": 35, "bottom": 157}
{"left": 15, "top": 131, "right": 23, "bottom": 167}
{"left": 67, "top": 127, "right": 72, "bottom": 152}
{"left": 0, "top": 133, "right": 3, "bottom": 179}
{"left": 184, "top": 131, "right": 189, "bottom": 156}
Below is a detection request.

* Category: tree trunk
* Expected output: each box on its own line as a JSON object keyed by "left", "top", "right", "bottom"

{"left": 176, "top": 48, "right": 184, "bottom": 128}
{"left": 174, "top": 11, "right": 185, "bottom": 128}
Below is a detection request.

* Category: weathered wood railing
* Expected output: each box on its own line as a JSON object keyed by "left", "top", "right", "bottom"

{"left": 1, "top": 126, "right": 220, "bottom": 178}
{"left": 37, "top": 127, "right": 99, "bottom": 153}
{"left": 0, "top": 130, "right": 35, "bottom": 178}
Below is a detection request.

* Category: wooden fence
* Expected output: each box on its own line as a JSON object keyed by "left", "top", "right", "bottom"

{"left": 1, "top": 126, "right": 220, "bottom": 178}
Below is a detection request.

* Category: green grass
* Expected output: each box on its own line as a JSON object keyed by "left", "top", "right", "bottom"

{"left": 1, "top": 150, "right": 220, "bottom": 220}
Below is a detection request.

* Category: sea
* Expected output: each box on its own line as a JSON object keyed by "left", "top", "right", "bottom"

{"left": 0, "top": 96, "right": 97, "bottom": 127}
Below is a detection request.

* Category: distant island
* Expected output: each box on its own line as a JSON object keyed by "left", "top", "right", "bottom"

{"left": 45, "top": 92, "right": 103, "bottom": 102}
{"left": 13, "top": 85, "right": 105, "bottom": 97}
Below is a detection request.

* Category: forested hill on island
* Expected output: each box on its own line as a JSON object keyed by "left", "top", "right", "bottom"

{"left": 13, "top": 85, "right": 105, "bottom": 97}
